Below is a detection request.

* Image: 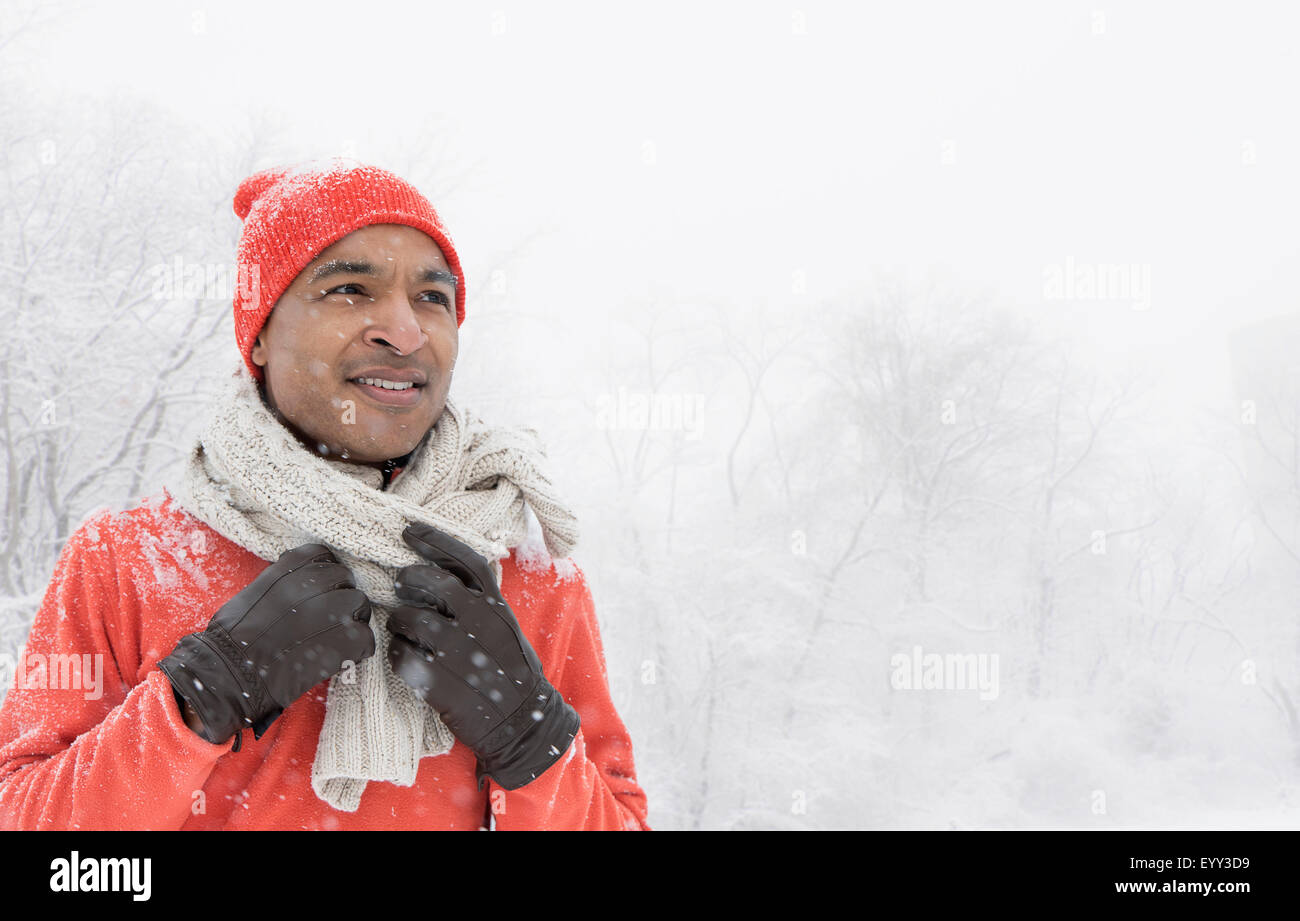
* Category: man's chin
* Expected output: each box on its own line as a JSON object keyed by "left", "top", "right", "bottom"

{"left": 327, "top": 434, "right": 429, "bottom": 466}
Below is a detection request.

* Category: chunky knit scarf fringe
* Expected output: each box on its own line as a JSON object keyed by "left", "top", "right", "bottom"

{"left": 164, "top": 364, "right": 579, "bottom": 812}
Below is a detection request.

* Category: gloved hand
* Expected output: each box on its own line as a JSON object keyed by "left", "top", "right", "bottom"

{"left": 158, "top": 543, "right": 375, "bottom": 750}
{"left": 387, "top": 522, "right": 581, "bottom": 790}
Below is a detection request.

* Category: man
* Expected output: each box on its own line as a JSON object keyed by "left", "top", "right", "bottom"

{"left": 0, "top": 160, "right": 649, "bottom": 830}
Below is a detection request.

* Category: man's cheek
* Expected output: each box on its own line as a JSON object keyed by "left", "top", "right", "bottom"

{"left": 305, "top": 357, "right": 336, "bottom": 381}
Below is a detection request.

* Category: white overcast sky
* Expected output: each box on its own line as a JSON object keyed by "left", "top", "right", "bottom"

{"left": 8, "top": 0, "right": 1298, "bottom": 410}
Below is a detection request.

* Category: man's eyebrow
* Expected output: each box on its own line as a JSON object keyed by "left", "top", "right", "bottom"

{"left": 307, "top": 259, "right": 457, "bottom": 288}
{"left": 415, "top": 267, "right": 458, "bottom": 288}
{"left": 308, "top": 259, "right": 379, "bottom": 283}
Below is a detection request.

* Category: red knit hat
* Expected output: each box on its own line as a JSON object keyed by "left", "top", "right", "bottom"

{"left": 231, "top": 158, "right": 466, "bottom": 383}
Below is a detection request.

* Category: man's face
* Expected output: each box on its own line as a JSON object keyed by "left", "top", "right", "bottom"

{"left": 250, "top": 223, "right": 458, "bottom": 465}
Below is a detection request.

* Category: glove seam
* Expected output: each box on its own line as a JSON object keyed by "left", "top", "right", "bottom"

{"left": 178, "top": 632, "right": 260, "bottom": 739}
{"left": 198, "top": 628, "right": 267, "bottom": 722}
{"left": 262, "top": 618, "right": 368, "bottom": 672}
{"left": 478, "top": 693, "right": 580, "bottom": 789}
{"left": 475, "top": 674, "right": 551, "bottom": 759}
{"left": 477, "top": 678, "right": 574, "bottom": 770}
{"left": 237, "top": 576, "right": 363, "bottom": 647}
{"left": 159, "top": 636, "right": 251, "bottom": 744}
{"left": 389, "top": 632, "right": 516, "bottom": 732}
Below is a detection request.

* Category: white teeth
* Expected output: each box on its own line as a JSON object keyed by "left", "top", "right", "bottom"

{"left": 356, "top": 378, "right": 415, "bottom": 391}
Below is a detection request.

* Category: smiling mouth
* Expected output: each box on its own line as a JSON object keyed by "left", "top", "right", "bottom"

{"left": 351, "top": 376, "right": 422, "bottom": 391}
{"left": 349, "top": 378, "right": 425, "bottom": 406}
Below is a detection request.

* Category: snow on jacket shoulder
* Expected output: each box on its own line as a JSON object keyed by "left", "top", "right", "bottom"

{"left": 0, "top": 490, "right": 650, "bottom": 830}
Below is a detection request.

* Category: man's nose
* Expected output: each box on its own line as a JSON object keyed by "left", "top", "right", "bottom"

{"left": 362, "top": 290, "right": 429, "bottom": 355}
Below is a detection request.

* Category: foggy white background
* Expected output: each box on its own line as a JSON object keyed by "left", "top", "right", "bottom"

{"left": 2, "top": 0, "right": 1298, "bottom": 828}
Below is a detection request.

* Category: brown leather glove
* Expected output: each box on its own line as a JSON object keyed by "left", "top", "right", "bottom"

{"left": 158, "top": 543, "right": 375, "bottom": 750}
{"left": 387, "top": 523, "right": 580, "bottom": 790}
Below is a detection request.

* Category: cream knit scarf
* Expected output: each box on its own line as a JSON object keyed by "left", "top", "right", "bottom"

{"left": 164, "top": 364, "right": 579, "bottom": 812}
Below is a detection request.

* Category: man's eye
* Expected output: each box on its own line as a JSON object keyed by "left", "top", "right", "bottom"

{"left": 327, "top": 283, "right": 364, "bottom": 296}
{"left": 419, "top": 290, "right": 451, "bottom": 306}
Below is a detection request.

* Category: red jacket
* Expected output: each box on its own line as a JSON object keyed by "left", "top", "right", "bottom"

{"left": 0, "top": 489, "right": 649, "bottom": 830}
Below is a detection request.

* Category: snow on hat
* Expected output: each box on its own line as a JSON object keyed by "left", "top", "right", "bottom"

{"left": 231, "top": 158, "right": 466, "bottom": 383}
